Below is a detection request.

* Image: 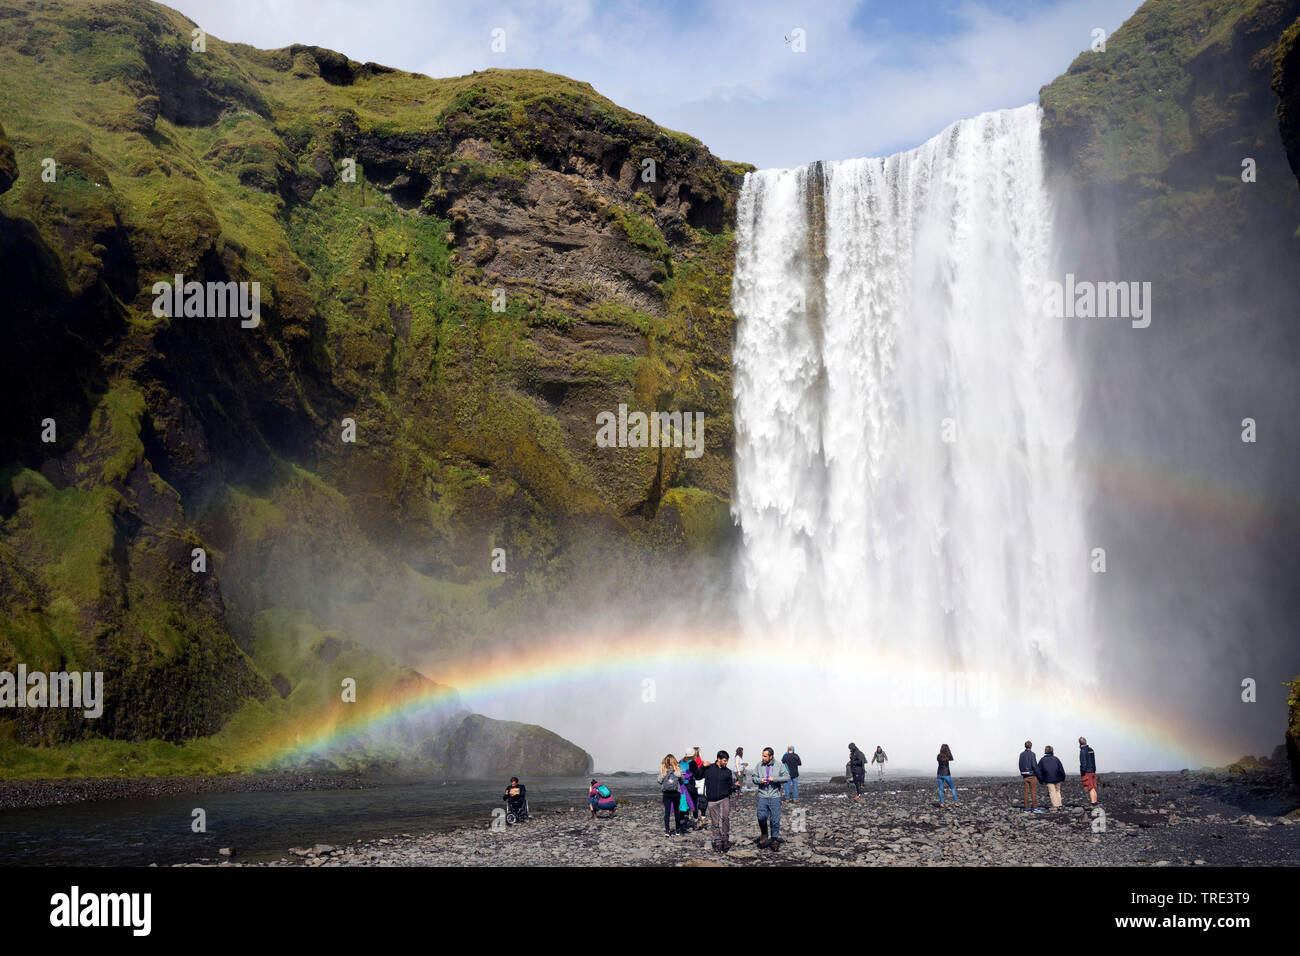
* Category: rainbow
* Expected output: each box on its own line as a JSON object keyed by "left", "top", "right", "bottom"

{"left": 253, "top": 628, "right": 1244, "bottom": 770}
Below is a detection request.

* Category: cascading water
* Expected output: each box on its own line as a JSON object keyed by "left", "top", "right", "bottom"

{"left": 732, "top": 104, "right": 1094, "bottom": 689}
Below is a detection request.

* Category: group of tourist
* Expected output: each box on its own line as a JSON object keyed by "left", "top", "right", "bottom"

{"left": 1016, "top": 737, "right": 1100, "bottom": 811}
{"left": 657, "top": 744, "right": 797, "bottom": 852}
{"left": 502, "top": 736, "right": 1101, "bottom": 852}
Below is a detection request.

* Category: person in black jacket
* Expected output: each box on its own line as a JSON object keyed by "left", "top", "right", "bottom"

{"left": 781, "top": 746, "right": 802, "bottom": 802}
{"left": 1019, "top": 741, "right": 1042, "bottom": 812}
{"left": 502, "top": 777, "right": 527, "bottom": 820}
{"left": 937, "top": 744, "right": 958, "bottom": 805}
{"left": 696, "top": 751, "right": 736, "bottom": 852}
{"left": 1079, "top": 737, "right": 1099, "bottom": 805}
{"left": 1038, "top": 745, "right": 1066, "bottom": 810}
{"left": 848, "top": 743, "right": 867, "bottom": 798}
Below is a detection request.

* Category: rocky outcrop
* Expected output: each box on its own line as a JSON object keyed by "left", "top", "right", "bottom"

{"left": 430, "top": 713, "right": 593, "bottom": 778}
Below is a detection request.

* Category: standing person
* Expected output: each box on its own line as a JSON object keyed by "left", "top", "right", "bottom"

{"left": 697, "top": 750, "right": 736, "bottom": 852}
{"left": 731, "top": 747, "right": 747, "bottom": 812}
{"left": 1079, "top": 737, "right": 1099, "bottom": 805}
{"left": 658, "top": 753, "right": 683, "bottom": 836}
{"left": 872, "top": 746, "right": 889, "bottom": 779}
{"left": 848, "top": 743, "right": 867, "bottom": 798}
{"left": 1019, "top": 741, "right": 1042, "bottom": 813}
{"left": 751, "top": 746, "right": 790, "bottom": 850}
{"left": 1038, "top": 744, "right": 1066, "bottom": 810}
{"left": 679, "top": 751, "right": 700, "bottom": 829}
{"left": 692, "top": 746, "right": 709, "bottom": 819}
{"left": 781, "top": 746, "right": 802, "bottom": 802}
{"left": 936, "top": 744, "right": 959, "bottom": 806}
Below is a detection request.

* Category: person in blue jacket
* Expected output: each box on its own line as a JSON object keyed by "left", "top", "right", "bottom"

{"left": 1038, "top": 745, "right": 1066, "bottom": 810}
{"left": 781, "top": 746, "right": 802, "bottom": 802}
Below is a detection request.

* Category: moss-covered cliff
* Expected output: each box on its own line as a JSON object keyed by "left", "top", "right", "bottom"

{"left": 0, "top": 0, "right": 745, "bottom": 769}
{"left": 1041, "top": 0, "right": 1300, "bottom": 307}
{"left": 1274, "top": 14, "right": 1300, "bottom": 186}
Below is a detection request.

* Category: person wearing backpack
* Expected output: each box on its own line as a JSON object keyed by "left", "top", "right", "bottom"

{"left": 658, "top": 753, "right": 684, "bottom": 836}
{"left": 678, "top": 751, "right": 699, "bottom": 830}
{"left": 588, "top": 779, "right": 617, "bottom": 817}
{"left": 848, "top": 743, "right": 867, "bottom": 798}
{"left": 781, "top": 746, "right": 802, "bottom": 802}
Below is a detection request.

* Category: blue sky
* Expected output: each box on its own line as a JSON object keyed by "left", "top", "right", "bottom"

{"left": 170, "top": 0, "right": 1143, "bottom": 168}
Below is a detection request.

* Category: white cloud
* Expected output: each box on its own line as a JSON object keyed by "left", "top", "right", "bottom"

{"left": 169, "top": 0, "right": 1142, "bottom": 168}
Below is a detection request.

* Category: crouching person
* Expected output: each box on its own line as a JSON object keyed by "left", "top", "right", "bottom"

{"left": 588, "top": 779, "right": 617, "bottom": 817}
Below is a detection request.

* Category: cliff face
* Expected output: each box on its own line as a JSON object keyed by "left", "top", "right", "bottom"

{"left": 1041, "top": 0, "right": 1300, "bottom": 314}
{"left": 0, "top": 0, "right": 744, "bottom": 759}
{"left": 1273, "top": 16, "right": 1300, "bottom": 186}
{"left": 1040, "top": 0, "right": 1300, "bottom": 761}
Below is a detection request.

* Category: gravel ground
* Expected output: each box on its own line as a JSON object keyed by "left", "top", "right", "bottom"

{"left": 178, "top": 767, "right": 1300, "bottom": 867}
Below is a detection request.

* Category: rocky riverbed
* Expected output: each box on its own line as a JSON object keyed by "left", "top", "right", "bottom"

{"left": 181, "top": 766, "right": 1300, "bottom": 867}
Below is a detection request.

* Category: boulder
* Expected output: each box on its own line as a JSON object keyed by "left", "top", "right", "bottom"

{"left": 428, "top": 713, "right": 592, "bottom": 778}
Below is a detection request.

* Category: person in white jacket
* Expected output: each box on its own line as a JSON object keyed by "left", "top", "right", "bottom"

{"left": 730, "top": 746, "right": 748, "bottom": 810}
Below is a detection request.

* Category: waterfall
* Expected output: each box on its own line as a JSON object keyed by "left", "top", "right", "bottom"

{"left": 732, "top": 104, "right": 1093, "bottom": 683}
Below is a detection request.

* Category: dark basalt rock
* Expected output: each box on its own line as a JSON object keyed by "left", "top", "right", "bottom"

{"left": 428, "top": 713, "right": 593, "bottom": 778}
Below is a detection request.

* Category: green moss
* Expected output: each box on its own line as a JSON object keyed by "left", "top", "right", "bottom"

{"left": 657, "top": 487, "right": 734, "bottom": 551}
{"left": 607, "top": 204, "right": 671, "bottom": 264}
{"left": 98, "top": 382, "right": 147, "bottom": 483}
